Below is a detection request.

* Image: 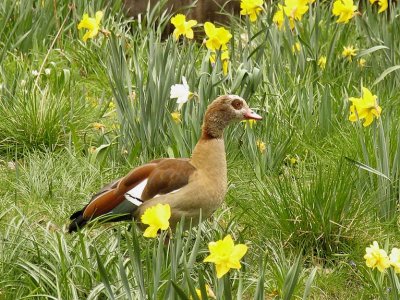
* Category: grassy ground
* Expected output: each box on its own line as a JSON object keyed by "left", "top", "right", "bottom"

{"left": 0, "top": 0, "right": 400, "bottom": 299}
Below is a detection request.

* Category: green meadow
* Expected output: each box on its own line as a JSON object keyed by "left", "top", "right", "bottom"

{"left": 0, "top": 0, "right": 399, "bottom": 298}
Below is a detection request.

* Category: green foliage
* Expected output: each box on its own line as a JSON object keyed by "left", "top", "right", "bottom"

{"left": 1, "top": 0, "right": 400, "bottom": 298}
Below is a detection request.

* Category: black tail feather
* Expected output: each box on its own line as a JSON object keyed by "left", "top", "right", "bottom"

{"left": 68, "top": 209, "right": 133, "bottom": 233}
{"left": 68, "top": 212, "right": 88, "bottom": 233}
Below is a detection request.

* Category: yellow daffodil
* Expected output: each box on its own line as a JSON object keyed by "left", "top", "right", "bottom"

{"left": 364, "top": 241, "right": 390, "bottom": 272}
{"left": 370, "top": 0, "right": 388, "bottom": 13}
{"left": 242, "top": 119, "right": 256, "bottom": 129}
{"left": 210, "top": 51, "right": 230, "bottom": 75}
{"left": 240, "top": 0, "right": 264, "bottom": 22}
{"left": 358, "top": 58, "right": 366, "bottom": 68}
{"left": 273, "top": 5, "right": 286, "bottom": 29}
{"left": 332, "top": 0, "right": 357, "bottom": 23}
{"left": 285, "top": 155, "right": 298, "bottom": 165}
{"left": 141, "top": 203, "right": 171, "bottom": 238}
{"left": 342, "top": 45, "right": 357, "bottom": 61}
{"left": 256, "top": 140, "right": 266, "bottom": 153}
{"left": 283, "top": 0, "right": 309, "bottom": 21}
{"left": 349, "top": 87, "right": 382, "bottom": 127}
{"left": 389, "top": 248, "right": 400, "bottom": 273}
{"left": 192, "top": 285, "right": 216, "bottom": 300}
{"left": 171, "top": 111, "right": 182, "bottom": 124}
{"left": 292, "top": 42, "right": 301, "bottom": 53}
{"left": 170, "top": 76, "right": 193, "bottom": 109}
{"left": 171, "top": 14, "right": 197, "bottom": 40}
{"left": 204, "top": 22, "right": 232, "bottom": 51}
{"left": 318, "top": 56, "right": 327, "bottom": 70}
{"left": 92, "top": 122, "right": 105, "bottom": 131}
{"left": 77, "top": 11, "right": 103, "bottom": 42}
{"left": 204, "top": 235, "right": 248, "bottom": 278}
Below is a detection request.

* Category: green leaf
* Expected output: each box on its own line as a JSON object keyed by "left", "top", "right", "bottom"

{"left": 356, "top": 45, "right": 388, "bottom": 58}
{"left": 345, "top": 157, "right": 390, "bottom": 181}
{"left": 373, "top": 65, "right": 400, "bottom": 86}
{"left": 95, "top": 250, "right": 115, "bottom": 300}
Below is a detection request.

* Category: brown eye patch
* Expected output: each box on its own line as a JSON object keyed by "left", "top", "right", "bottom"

{"left": 231, "top": 99, "right": 243, "bottom": 110}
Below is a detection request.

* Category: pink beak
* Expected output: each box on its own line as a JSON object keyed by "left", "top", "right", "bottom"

{"left": 244, "top": 110, "right": 262, "bottom": 120}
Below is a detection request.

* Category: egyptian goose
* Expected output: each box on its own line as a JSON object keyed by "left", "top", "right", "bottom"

{"left": 68, "top": 95, "right": 262, "bottom": 232}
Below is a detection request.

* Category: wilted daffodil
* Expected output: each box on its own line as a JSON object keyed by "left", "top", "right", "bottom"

{"left": 283, "top": 0, "right": 309, "bottom": 21}
{"left": 349, "top": 87, "right": 382, "bottom": 127}
{"left": 332, "top": 0, "right": 357, "bottom": 23}
{"left": 77, "top": 11, "right": 104, "bottom": 42}
{"left": 318, "top": 56, "right": 327, "bottom": 69}
{"left": 342, "top": 45, "right": 357, "bottom": 61}
{"left": 204, "top": 234, "right": 248, "bottom": 278}
{"left": 171, "top": 14, "right": 197, "bottom": 40}
{"left": 204, "top": 22, "right": 232, "bottom": 51}
{"left": 141, "top": 203, "right": 171, "bottom": 238}
{"left": 370, "top": 0, "right": 388, "bottom": 13}
{"left": 171, "top": 111, "right": 182, "bottom": 124}
{"left": 170, "top": 76, "right": 193, "bottom": 109}
{"left": 364, "top": 241, "right": 390, "bottom": 272}
{"left": 389, "top": 248, "right": 400, "bottom": 273}
{"left": 240, "top": 0, "right": 264, "bottom": 22}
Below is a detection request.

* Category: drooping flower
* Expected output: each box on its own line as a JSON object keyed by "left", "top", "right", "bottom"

{"left": 358, "top": 58, "right": 366, "bottom": 68}
{"left": 332, "top": 0, "right": 357, "bottom": 23}
{"left": 342, "top": 45, "right": 358, "bottom": 61}
{"left": 240, "top": 0, "right": 264, "bottom": 22}
{"left": 283, "top": 0, "right": 309, "bottom": 21}
{"left": 389, "top": 248, "right": 400, "bottom": 273}
{"left": 170, "top": 76, "right": 193, "bottom": 109}
{"left": 349, "top": 87, "right": 382, "bottom": 127}
{"left": 141, "top": 204, "right": 171, "bottom": 238}
{"left": 256, "top": 140, "right": 266, "bottom": 153}
{"left": 364, "top": 241, "right": 390, "bottom": 272}
{"left": 171, "top": 14, "right": 197, "bottom": 40}
{"left": 171, "top": 111, "right": 182, "bottom": 124}
{"left": 204, "top": 22, "right": 232, "bottom": 51}
{"left": 318, "top": 56, "right": 327, "bottom": 69}
{"left": 210, "top": 51, "right": 230, "bottom": 75}
{"left": 204, "top": 235, "right": 248, "bottom": 278}
{"left": 77, "top": 11, "right": 104, "bottom": 42}
{"left": 370, "top": 0, "right": 388, "bottom": 13}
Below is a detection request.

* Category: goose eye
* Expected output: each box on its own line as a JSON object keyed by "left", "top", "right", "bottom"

{"left": 231, "top": 99, "right": 243, "bottom": 110}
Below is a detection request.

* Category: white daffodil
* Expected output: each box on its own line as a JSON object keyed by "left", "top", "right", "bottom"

{"left": 170, "top": 76, "right": 192, "bottom": 110}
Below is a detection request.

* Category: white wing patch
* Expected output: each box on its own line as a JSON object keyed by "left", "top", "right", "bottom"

{"left": 111, "top": 179, "right": 148, "bottom": 215}
{"left": 124, "top": 179, "right": 148, "bottom": 205}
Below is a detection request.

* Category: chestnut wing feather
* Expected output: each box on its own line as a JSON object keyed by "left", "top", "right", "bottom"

{"left": 142, "top": 159, "right": 196, "bottom": 200}
{"left": 82, "top": 163, "right": 157, "bottom": 219}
